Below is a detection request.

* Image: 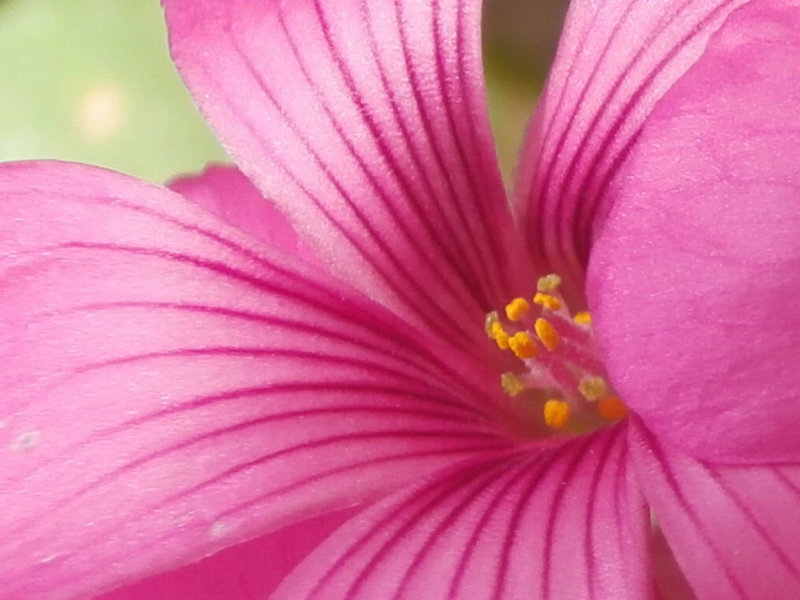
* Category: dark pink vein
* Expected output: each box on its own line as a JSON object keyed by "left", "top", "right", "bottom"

{"left": 306, "top": 0, "right": 492, "bottom": 308}
{"left": 642, "top": 427, "right": 747, "bottom": 599}
{"left": 343, "top": 454, "right": 517, "bottom": 599}
{"left": 392, "top": 452, "right": 531, "bottom": 599}
{"left": 218, "top": 10, "right": 474, "bottom": 345}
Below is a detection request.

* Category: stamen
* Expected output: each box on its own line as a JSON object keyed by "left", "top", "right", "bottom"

{"left": 597, "top": 396, "right": 629, "bottom": 420}
{"left": 543, "top": 399, "right": 570, "bottom": 430}
{"left": 537, "top": 273, "right": 562, "bottom": 293}
{"left": 484, "top": 310, "right": 500, "bottom": 336}
{"left": 504, "top": 297, "right": 530, "bottom": 321}
{"left": 573, "top": 311, "right": 592, "bottom": 326}
{"left": 486, "top": 275, "right": 623, "bottom": 437}
{"left": 578, "top": 376, "right": 607, "bottom": 402}
{"left": 492, "top": 322, "right": 510, "bottom": 350}
{"left": 485, "top": 311, "right": 509, "bottom": 349}
{"left": 500, "top": 372, "right": 525, "bottom": 396}
{"left": 534, "top": 318, "right": 559, "bottom": 351}
{"left": 508, "top": 332, "right": 538, "bottom": 359}
{"left": 533, "top": 293, "right": 562, "bottom": 312}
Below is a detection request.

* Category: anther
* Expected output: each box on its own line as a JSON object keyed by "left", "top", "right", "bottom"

{"left": 534, "top": 318, "right": 559, "bottom": 351}
{"left": 504, "top": 297, "right": 530, "bottom": 321}
{"left": 501, "top": 372, "right": 525, "bottom": 396}
{"left": 573, "top": 311, "right": 592, "bottom": 326}
{"left": 537, "top": 273, "right": 562, "bottom": 293}
{"left": 488, "top": 278, "right": 618, "bottom": 437}
{"left": 578, "top": 376, "right": 607, "bottom": 401}
{"left": 597, "top": 396, "right": 629, "bottom": 421}
{"left": 484, "top": 311, "right": 500, "bottom": 336}
{"left": 492, "top": 322, "right": 510, "bottom": 350}
{"left": 543, "top": 399, "right": 570, "bottom": 430}
{"left": 508, "top": 332, "right": 538, "bottom": 359}
{"left": 485, "top": 311, "right": 510, "bottom": 350}
{"left": 533, "top": 292, "right": 562, "bottom": 312}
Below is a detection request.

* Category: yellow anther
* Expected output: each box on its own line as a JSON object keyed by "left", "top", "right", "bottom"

{"left": 533, "top": 293, "right": 562, "bottom": 312}
{"left": 573, "top": 311, "right": 592, "bottom": 326}
{"left": 508, "top": 331, "right": 538, "bottom": 359}
{"left": 578, "top": 376, "right": 607, "bottom": 402}
{"left": 491, "top": 322, "right": 510, "bottom": 350}
{"left": 597, "top": 396, "right": 629, "bottom": 421}
{"left": 537, "top": 273, "right": 562, "bottom": 293}
{"left": 485, "top": 311, "right": 510, "bottom": 349}
{"left": 534, "top": 318, "right": 559, "bottom": 351}
{"left": 501, "top": 372, "right": 525, "bottom": 397}
{"left": 504, "top": 297, "right": 530, "bottom": 321}
{"left": 484, "top": 311, "right": 500, "bottom": 337}
{"left": 543, "top": 399, "right": 570, "bottom": 430}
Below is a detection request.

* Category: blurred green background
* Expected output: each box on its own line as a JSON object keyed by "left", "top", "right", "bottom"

{"left": 0, "top": 0, "right": 567, "bottom": 185}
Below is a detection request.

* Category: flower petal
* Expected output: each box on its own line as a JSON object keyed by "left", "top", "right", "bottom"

{"left": 163, "top": 0, "right": 531, "bottom": 343}
{"left": 515, "top": 0, "right": 749, "bottom": 301}
{"left": 0, "top": 162, "right": 512, "bottom": 600}
{"left": 272, "top": 425, "right": 651, "bottom": 600}
{"left": 631, "top": 421, "right": 800, "bottom": 600}
{"left": 168, "top": 163, "right": 308, "bottom": 258}
{"left": 588, "top": 0, "right": 800, "bottom": 462}
{"left": 96, "top": 508, "right": 356, "bottom": 600}
{"left": 652, "top": 526, "right": 697, "bottom": 600}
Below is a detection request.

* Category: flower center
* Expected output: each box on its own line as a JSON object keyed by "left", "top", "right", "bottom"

{"left": 485, "top": 273, "right": 628, "bottom": 435}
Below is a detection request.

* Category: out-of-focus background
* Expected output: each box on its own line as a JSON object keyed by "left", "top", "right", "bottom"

{"left": 0, "top": 0, "right": 568, "bottom": 185}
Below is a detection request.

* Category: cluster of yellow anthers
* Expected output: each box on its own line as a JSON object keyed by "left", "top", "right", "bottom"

{"left": 485, "top": 274, "right": 628, "bottom": 433}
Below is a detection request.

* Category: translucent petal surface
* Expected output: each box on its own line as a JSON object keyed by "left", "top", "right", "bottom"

{"left": 515, "top": 0, "right": 749, "bottom": 302}
{"left": 0, "top": 161, "right": 512, "bottom": 600}
{"left": 652, "top": 526, "right": 697, "bottom": 600}
{"left": 168, "top": 163, "right": 307, "bottom": 257}
{"left": 588, "top": 0, "right": 800, "bottom": 462}
{"left": 163, "top": 0, "right": 532, "bottom": 345}
{"left": 272, "top": 426, "right": 651, "bottom": 600}
{"left": 631, "top": 421, "right": 800, "bottom": 600}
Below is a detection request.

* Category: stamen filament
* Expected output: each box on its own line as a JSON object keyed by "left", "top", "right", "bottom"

{"left": 485, "top": 275, "right": 628, "bottom": 436}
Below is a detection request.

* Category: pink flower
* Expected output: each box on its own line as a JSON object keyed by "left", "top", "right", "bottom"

{"left": 1, "top": 0, "right": 798, "bottom": 598}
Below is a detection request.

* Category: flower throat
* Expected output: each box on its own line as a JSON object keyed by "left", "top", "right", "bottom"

{"left": 485, "top": 274, "right": 628, "bottom": 434}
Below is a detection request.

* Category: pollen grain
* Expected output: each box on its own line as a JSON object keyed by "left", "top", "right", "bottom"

{"left": 543, "top": 399, "right": 570, "bottom": 430}
{"left": 508, "top": 331, "right": 538, "bottom": 359}
{"left": 533, "top": 292, "right": 562, "bottom": 312}
{"left": 597, "top": 396, "right": 629, "bottom": 421}
{"left": 573, "top": 311, "right": 592, "bottom": 326}
{"left": 578, "top": 376, "right": 607, "bottom": 402}
{"left": 505, "top": 297, "right": 530, "bottom": 321}
{"left": 537, "top": 273, "right": 562, "bottom": 293}
{"left": 501, "top": 372, "right": 526, "bottom": 397}
{"left": 534, "top": 318, "right": 559, "bottom": 351}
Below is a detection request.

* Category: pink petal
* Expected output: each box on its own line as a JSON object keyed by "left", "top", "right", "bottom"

{"left": 168, "top": 163, "right": 308, "bottom": 258}
{"left": 272, "top": 425, "right": 651, "bottom": 600}
{"left": 515, "top": 0, "right": 748, "bottom": 302}
{"left": 96, "top": 508, "right": 356, "bottom": 600}
{"left": 630, "top": 421, "right": 800, "bottom": 600}
{"left": 587, "top": 0, "right": 800, "bottom": 462}
{"left": 0, "top": 161, "right": 512, "bottom": 600}
{"left": 652, "top": 526, "right": 697, "bottom": 600}
{"left": 163, "top": 0, "right": 532, "bottom": 344}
